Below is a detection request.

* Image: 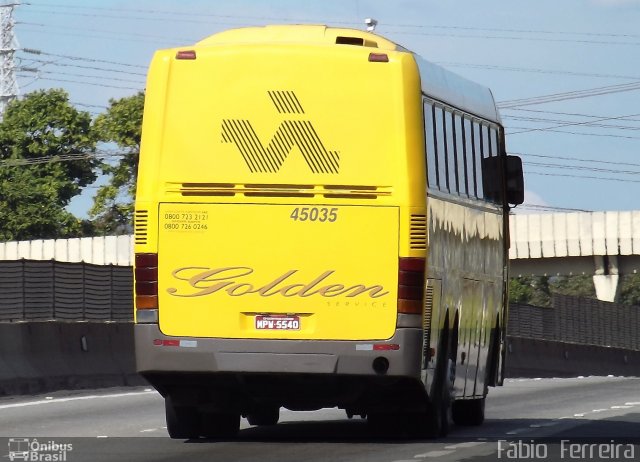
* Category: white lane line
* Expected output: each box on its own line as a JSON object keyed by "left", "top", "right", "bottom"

{"left": 140, "top": 428, "right": 157, "bottom": 433}
{"left": 625, "top": 402, "right": 640, "bottom": 406}
{"left": 444, "top": 442, "right": 485, "bottom": 449}
{"left": 0, "top": 390, "right": 156, "bottom": 410}
{"left": 611, "top": 405, "right": 632, "bottom": 409}
{"left": 96, "top": 436, "right": 109, "bottom": 438}
{"left": 592, "top": 409, "right": 608, "bottom": 413}
{"left": 414, "top": 450, "right": 455, "bottom": 458}
{"left": 529, "top": 422, "right": 559, "bottom": 428}
{"left": 573, "top": 413, "right": 585, "bottom": 417}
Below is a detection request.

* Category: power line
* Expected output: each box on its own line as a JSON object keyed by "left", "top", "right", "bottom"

{"left": 518, "top": 203, "right": 593, "bottom": 213}
{"left": 24, "top": 2, "right": 640, "bottom": 41}
{"left": 504, "top": 115, "right": 640, "bottom": 131}
{"left": 514, "top": 152, "right": 640, "bottom": 169}
{"left": 19, "top": 68, "right": 145, "bottom": 86}
{"left": 526, "top": 169, "right": 640, "bottom": 184}
{"left": 497, "top": 81, "right": 640, "bottom": 109}
{"left": 386, "top": 29, "right": 640, "bottom": 47}
{"left": 506, "top": 125, "right": 640, "bottom": 140}
{"left": 503, "top": 107, "right": 640, "bottom": 122}
{"left": 437, "top": 61, "right": 640, "bottom": 82}
{"left": 17, "top": 56, "right": 147, "bottom": 77}
{"left": 507, "top": 112, "right": 640, "bottom": 135}
{"left": 21, "top": 47, "right": 146, "bottom": 70}
{"left": 17, "top": 21, "right": 194, "bottom": 44}
{"left": 0, "top": 150, "right": 128, "bottom": 167}
{"left": 16, "top": 73, "right": 142, "bottom": 91}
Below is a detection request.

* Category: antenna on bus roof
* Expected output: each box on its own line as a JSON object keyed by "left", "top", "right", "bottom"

{"left": 364, "top": 18, "right": 378, "bottom": 32}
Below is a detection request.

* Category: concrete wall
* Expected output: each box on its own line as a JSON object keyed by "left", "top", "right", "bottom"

{"left": 506, "top": 337, "right": 640, "bottom": 378}
{"left": 0, "top": 322, "right": 144, "bottom": 396}
{"left": 0, "top": 235, "right": 133, "bottom": 266}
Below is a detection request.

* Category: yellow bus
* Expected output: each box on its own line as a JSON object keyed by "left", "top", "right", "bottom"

{"left": 133, "top": 25, "right": 524, "bottom": 439}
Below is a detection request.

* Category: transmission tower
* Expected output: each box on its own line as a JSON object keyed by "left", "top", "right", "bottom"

{"left": 0, "top": 3, "right": 19, "bottom": 120}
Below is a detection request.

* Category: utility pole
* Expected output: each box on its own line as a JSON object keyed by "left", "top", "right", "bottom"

{"left": 0, "top": 3, "right": 19, "bottom": 120}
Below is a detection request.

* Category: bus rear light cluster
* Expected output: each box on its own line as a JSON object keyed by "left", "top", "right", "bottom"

{"left": 397, "top": 257, "right": 425, "bottom": 314}
{"left": 135, "top": 253, "right": 158, "bottom": 310}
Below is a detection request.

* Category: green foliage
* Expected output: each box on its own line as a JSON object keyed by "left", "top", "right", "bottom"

{"left": 618, "top": 274, "right": 640, "bottom": 306}
{"left": 551, "top": 274, "right": 595, "bottom": 298}
{"left": 509, "top": 274, "right": 598, "bottom": 307}
{"left": 90, "top": 91, "right": 145, "bottom": 233}
{"left": 508, "top": 276, "right": 552, "bottom": 307}
{"left": 0, "top": 89, "right": 97, "bottom": 240}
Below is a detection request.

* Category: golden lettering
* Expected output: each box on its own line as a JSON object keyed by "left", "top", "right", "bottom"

{"left": 167, "top": 266, "right": 390, "bottom": 300}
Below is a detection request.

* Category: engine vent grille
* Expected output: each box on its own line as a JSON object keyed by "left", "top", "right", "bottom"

{"left": 422, "top": 284, "right": 434, "bottom": 368}
{"left": 170, "top": 183, "right": 392, "bottom": 199}
{"left": 134, "top": 210, "right": 149, "bottom": 245}
{"left": 410, "top": 214, "right": 427, "bottom": 250}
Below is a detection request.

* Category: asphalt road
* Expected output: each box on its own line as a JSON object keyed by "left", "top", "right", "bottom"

{"left": 1, "top": 376, "right": 639, "bottom": 462}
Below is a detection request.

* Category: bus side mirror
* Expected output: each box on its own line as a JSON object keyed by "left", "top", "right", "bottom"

{"left": 505, "top": 155, "right": 524, "bottom": 206}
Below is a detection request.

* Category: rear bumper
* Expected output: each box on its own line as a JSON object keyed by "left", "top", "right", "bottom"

{"left": 135, "top": 324, "right": 423, "bottom": 378}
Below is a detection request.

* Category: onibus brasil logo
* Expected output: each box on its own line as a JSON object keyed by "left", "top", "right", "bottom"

{"left": 221, "top": 90, "right": 340, "bottom": 174}
{"left": 8, "top": 438, "right": 72, "bottom": 461}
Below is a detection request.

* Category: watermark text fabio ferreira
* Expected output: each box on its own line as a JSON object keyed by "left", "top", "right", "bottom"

{"left": 498, "top": 439, "right": 635, "bottom": 460}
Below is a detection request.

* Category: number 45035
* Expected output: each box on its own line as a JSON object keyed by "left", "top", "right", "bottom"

{"left": 290, "top": 207, "right": 338, "bottom": 222}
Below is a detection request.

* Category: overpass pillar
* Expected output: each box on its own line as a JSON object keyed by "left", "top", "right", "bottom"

{"left": 593, "top": 255, "right": 619, "bottom": 302}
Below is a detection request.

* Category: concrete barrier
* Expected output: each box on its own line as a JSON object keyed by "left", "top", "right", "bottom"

{"left": 0, "top": 322, "right": 145, "bottom": 396}
{"left": 2, "top": 325, "right": 639, "bottom": 396}
{"left": 506, "top": 336, "right": 640, "bottom": 378}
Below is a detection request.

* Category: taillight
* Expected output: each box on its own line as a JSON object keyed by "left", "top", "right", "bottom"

{"left": 368, "top": 52, "right": 389, "bottom": 63}
{"left": 398, "top": 257, "right": 425, "bottom": 314}
{"left": 176, "top": 50, "right": 196, "bottom": 60}
{"left": 135, "top": 253, "right": 158, "bottom": 310}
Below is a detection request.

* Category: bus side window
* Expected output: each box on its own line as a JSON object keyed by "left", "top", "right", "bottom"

{"left": 455, "top": 113, "right": 467, "bottom": 197}
{"left": 424, "top": 101, "right": 439, "bottom": 189}
{"left": 473, "top": 122, "right": 484, "bottom": 199}
{"left": 434, "top": 107, "right": 448, "bottom": 192}
{"left": 445, "top": 110, "right": 458, "bottom": 195}
{"left": 464, "top": 118, "right": 475, "bottom": 198}
{"left": 482, "top": 126, "right": 504, "bottom": 203}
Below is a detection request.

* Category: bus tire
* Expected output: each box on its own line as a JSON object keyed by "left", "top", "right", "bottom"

{"left": 452, "top": 398, "right": 485, "bottom": 426}
{"left": 246, "top": 407, "right": 279, "bottom": 426}
{"left": 165, "top": 396, "right": 201, "bottom": 439}
{"left": 424, "top": 337, "right": 455, "bottom": 438}
{"left": 201, "top": 411, "right": 241, "bottom": 439}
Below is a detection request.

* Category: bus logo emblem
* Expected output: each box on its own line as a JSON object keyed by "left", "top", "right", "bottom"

{"left": 221, "top": 91, "right": 340, "bottom": 174}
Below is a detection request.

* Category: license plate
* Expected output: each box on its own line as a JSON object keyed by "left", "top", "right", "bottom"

{"left": 255, "top": 315, "right": 300, "bottom": 330}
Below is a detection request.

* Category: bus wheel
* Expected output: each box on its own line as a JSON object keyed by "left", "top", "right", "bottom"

{"left": 424, "top": 356, "right": 455, "bottom": 438}
{"left": 452, "top": 398, "right": 485, "bottom": 426}
{"left": 165, "top": 396, "right": 200, "bottom": 439}
{"left": 246, "top": 407, "right": 280, "bottom": 426}
{"left": 201, "top": 411, "right": 241, "bottom": 439}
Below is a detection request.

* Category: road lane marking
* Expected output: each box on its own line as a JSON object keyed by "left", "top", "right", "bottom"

{"left": 530, "top": 422, "right": 558, "bottom": 428}
{"left": 611, "top": 405, "right": 632, "bottom": 409}
{"left": 625, "top": 402, "right": 640, "bottom": 405}
{"left": 444, "top": 442, "right": 485, "bottom": 449}
{"left": 140, "top": 428, "right": 157, "bottom": 433}
{"left": 414, "top": 450, "right": 455, "bottom": 458}
{"left": 0, "top": 390, "right": 156, "bottom": 410}
{"left": 573, "top": 413, "right": 585, "bottom": 417}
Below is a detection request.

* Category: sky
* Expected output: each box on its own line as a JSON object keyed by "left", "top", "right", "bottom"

{"left": 6, "top": 0, "right": 640, "bottom": 216}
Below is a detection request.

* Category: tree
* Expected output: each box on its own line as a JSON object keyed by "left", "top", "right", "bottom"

{"left": 0, "top": 89, "right": 97, "bottom": 241}
{"left": 551, "top": 274, "right": 595, "bottom": 298}
{"left": 618, "top": 274, "right": 640, "bottom": 306}
{"left": 90, "top": 91, "right": 144, "bottom": 233}
{"left": 508, "top": 275, "right": 552, "bottom": 307}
